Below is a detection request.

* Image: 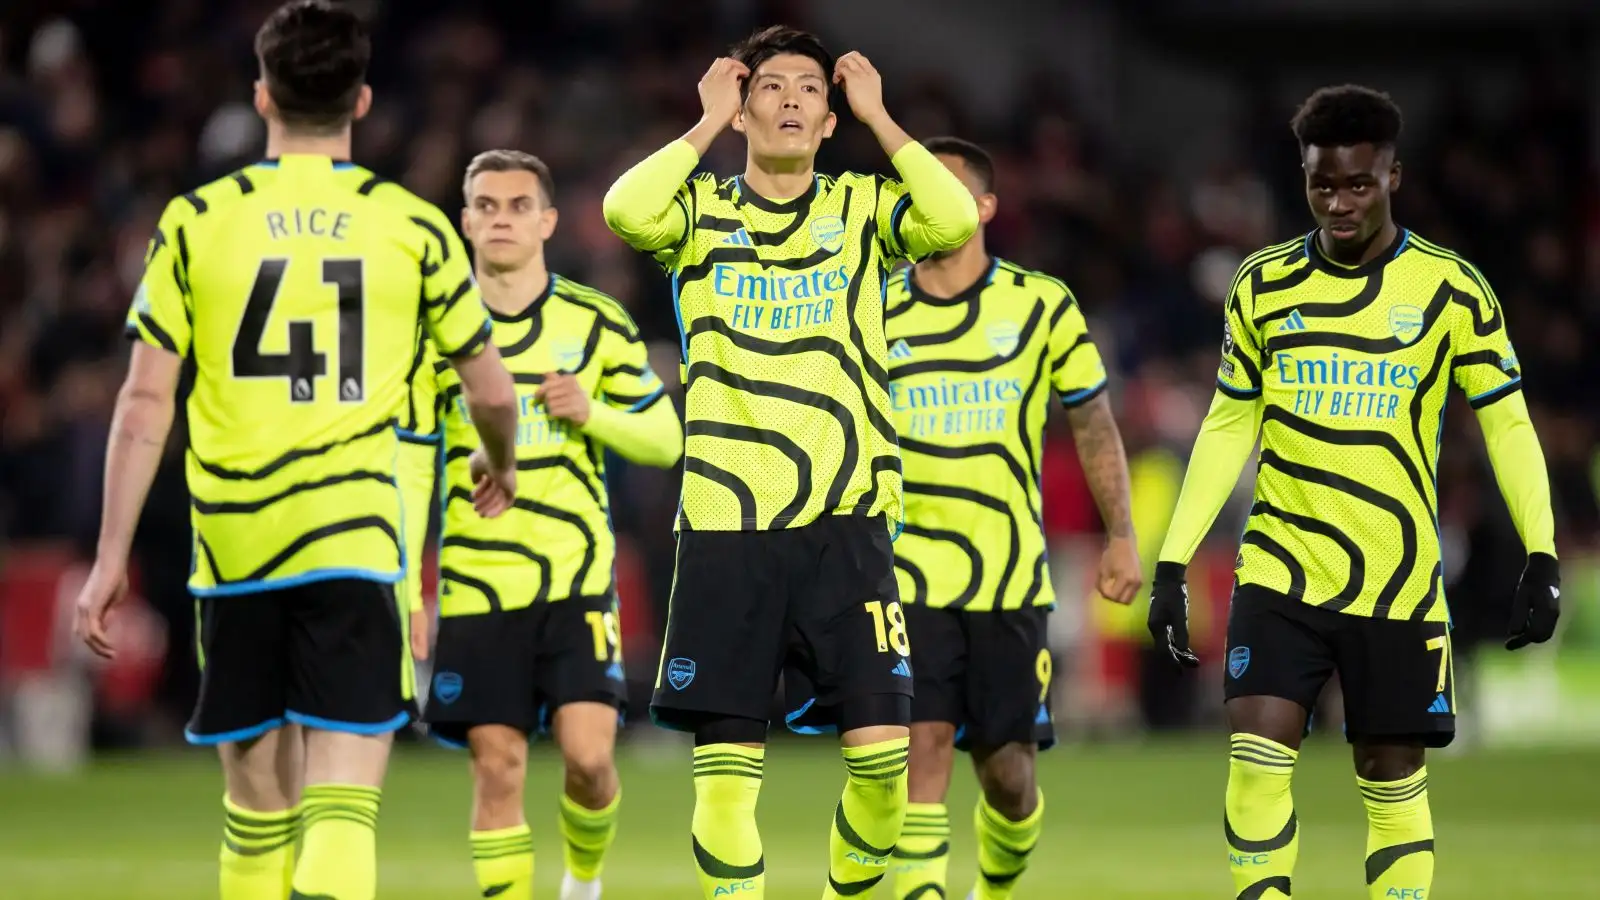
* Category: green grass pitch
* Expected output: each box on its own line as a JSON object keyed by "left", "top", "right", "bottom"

{"left": 1, "top": 735, "right": 1596, "bottom": 898}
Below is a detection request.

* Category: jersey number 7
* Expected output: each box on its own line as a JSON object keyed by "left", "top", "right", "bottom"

{"left": 233, "top": 257, "right": 365, "bottom": 404}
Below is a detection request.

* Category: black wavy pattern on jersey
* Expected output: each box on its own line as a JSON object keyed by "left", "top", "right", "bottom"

{"left": 559, "top": 289, "right": 641, "bottom": 342}
{"left": 903, "top": 297, "right": 980, "bottom": 346}
{"left": 409, "top": 216, "right": 450, "bottom": 262}
{"left": 1255, "top": 267, "right": 1384, "bottom": 330}
{"left": 191, "top": 470, "right": 396, "bottom": 515}
{"left": 688, "top": 361, "right": 858, "bottom": 520}
{"left": 840, "top": 195, "right": 895, "bottom": 421}
{"left": 1451, "top": 350, "right": 1519, "bottom": 381}
{"left": 1266, "top": 279, "right": 1453, "bottom": 356}
{"left": 682, "top": 455, "right": 756, "bottom": 525}
{"left": 131, "top": 313, "right": 178, "bottom": 354}
{"left": 891, "top": 301, "right": 1044, "bottom": 379}
{"left": 687, "top": 419, "right": 811, "bottom": 524}
{"left": 442, "top": 539, "right": 553, "bottom": 609}
{"left": 1411, "top": 560, "right": 1444, "bottom": 621}
{"left": 443, "top": 444, "right": 603, "bottom": 509}
{"left": 689, "top": 317, "right": 895, "bottom": 444}
{"left": 1018, "top": 320, "right": 1053, "bottom": 503}
{"left": 1249, "top": 500, "right": 1364, "bottom": 610}
{"left": 902, "top": 522, "right": 982, "bottom": 607}
{"left": 402, "top": 323, "right": 427, "bottom": 432}
{"left": 439, "top": 371, "right": 549, "bottom": 413}
{"left": 1409, "top": 335, "right": 1453, "bottom": 491}
{"left": 855, "top": 454, "right": 903, "bottom": 518}
{"left": 1266, "top": 401, "right": 1435, "bottom": 528}
{"left": 675, "top": 244, "right": 838, "bottom": 285}
{"left": 899, "top": 436, "right": 1041, "bottom": 530}
{"left": 439, "top": 565, "right": 509, "bottom": 612}
{"left": 193, "top": 418, "right": 392, "bottom": 480}
{"left": 497, "top": 313, "right": 545, "bottom": 359}
{"left": 894, "top": 556, "right": 929, "bottom": 605}
{"left": 1259, "top": 449, "right": 1416, "bottom": 618}
{"left": 445, "top": 486, "right": 595, "bottom": 597}
{"left": 905, "top": 480, "right": 1019, "bottom": 609}
{"left": 1241, "top": 530, "right": 1306, "bottom": 598}
{"left": 603, "top": 362, "right": 647, "bottom": 378}
{"left": 1250, "top": 254, "right": 1314, "bottom": 296}
{"left": 197, "top": 534, "right": 222, "bottom": 584}
{"left": 1018, "top": 551, "right": 1047, "bottom": 609}
{"left": 694, "top": 195, "right": 812, "bottom": 245}
{"left": 240, "top": 516, "right": 398, "bottom": 583}
{"left": 1224, "top": 293, "right": 1264, "bottom": 387}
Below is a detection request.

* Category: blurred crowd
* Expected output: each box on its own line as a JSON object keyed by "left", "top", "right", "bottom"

{"left": 2, "top": 1, "right": 1596, "bottom": 743}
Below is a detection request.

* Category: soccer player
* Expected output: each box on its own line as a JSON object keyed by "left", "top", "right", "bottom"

{"left": 70, "top": 4, "right": 519, "bottom": 900}
{"left": 1147, "top": 85, "right": 1560, "bottom": 900}
{"left": 884, "top": 137, "right": 1142, "bottom": 900}
{"left": 410, "top": 150, "right": 684, "bottom": 900}
{"left": 602, "top": 26, "right": 979, "bottom": 900}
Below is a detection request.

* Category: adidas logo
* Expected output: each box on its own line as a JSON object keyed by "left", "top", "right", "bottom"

{"left": 722, "top": 228, "right": 753, "bottom": 247}
{"left": 1428, "top": 693, "right": 1451, "bottom": 714}
{"left": 890, "top": 659, "right": 912, "bottom": 678}
{"left": 888, "top": 338, "right": 913, "bottom": 360}
{"left": 1035, "top": 704, "right": 1051, "bottom": 725}
{"left": 1279, "top": 309, "right": 1308, "bottom": 332}
{"left": 605, "top": 662, "right": 625, "bottom": 682}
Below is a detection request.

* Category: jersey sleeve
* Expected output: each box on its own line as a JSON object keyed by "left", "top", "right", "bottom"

{"left": 1448, "top": 266, "right": 1522, "bottom": 408}
{"left": 874, "top": 143, "right": 980, "bottom": 265}
{"left": 414, "top": 208, "right": 492, "bottom": 358}
{"left": 874, "top": 177, "right": 916, "bottom": 265}
{"left": 399, "top": 334, "right": 444, "bottom": 440}
{"left": 1216, "top": 273, "right": 1265, "bottom": 399}
{"left": 1046, "top": 287, "right": 1109, "bottom": 408}
{"left": 123, "top": 199, "right": 194, "bottom": 357}
{"left": 599, "top": 324, "right": 666, "bottom": 413}
{"left": 601, "top": 140, "right": 699, "bottom": 269}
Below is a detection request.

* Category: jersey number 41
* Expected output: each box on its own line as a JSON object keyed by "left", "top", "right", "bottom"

{"left": 233, "top": 257, "right": 366, "bottom": 404}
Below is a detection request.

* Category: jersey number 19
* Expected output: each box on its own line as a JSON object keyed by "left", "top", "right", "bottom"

{"left": 233, "top": 257, "right": 366, "bottom": 404}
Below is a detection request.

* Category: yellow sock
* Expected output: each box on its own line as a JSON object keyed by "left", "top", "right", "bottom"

{"left": 220, "top": 795, "right": 298, "bottom": 900}
{"left": 291, "top": 784, "right": 380, "bottom": 900}
{"left": 692, "top": 743, "right": 765, "bottom": 899}
{"left": 972, "top": 790, "right": 1044, "bottom": 900}
{"left": 1225, "top": 734, "right": 1299, "bottom": 900}
{"left": 892, "top": 802, "right": 949, "bottom": 899}
{"left": 471, "top": 824, "right": 534, "bottom": 900}
{"left": 824, "top": 737, "right": 909, "bottom": 899}
{"left": 1359, "top": 768, "right": 1434, "bottom": 900}
{"left": 560, "top": 788, "right": 621, "bottom": 882}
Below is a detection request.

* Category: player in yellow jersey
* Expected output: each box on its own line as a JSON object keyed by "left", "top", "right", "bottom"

{"left": 602, "top": 25, "right": 978, "bottom": 900}
{"left": 70, "top": 4, "right": 519, "bottom": 900}
{"left": 406, "top": 150, "right": 683, "bottom": 900}
{"left": 884, "top": 137, "right": 1143, "bottom": 900}
{"left": 1147, "top": 85, "right": 1560, "bottom": 900}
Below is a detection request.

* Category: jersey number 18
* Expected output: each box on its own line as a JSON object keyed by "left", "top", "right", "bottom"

{"left": 233, "top": 257, "right": 366, "bottom": 404}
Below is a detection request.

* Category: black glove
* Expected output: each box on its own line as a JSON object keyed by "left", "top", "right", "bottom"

{"left": 1506, "top": 552, "right": 1560, "bottom": 651}
{"left": 1148, "top": 561, "right": 1200, "bottom": 668}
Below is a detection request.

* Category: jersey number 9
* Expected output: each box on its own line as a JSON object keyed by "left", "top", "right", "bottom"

{"left": 233, "top": 257, "right": 365, "bottom": 404}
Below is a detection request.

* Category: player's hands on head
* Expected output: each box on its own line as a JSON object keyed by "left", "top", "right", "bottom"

{"left": 1506, "top": 551, "right": 1560, "bottom": 651}
{"left": 1147, "top": 561, "right": 1200, "bottom": 668}
{"left": 73, "top": 559, "right": 129, "bottom": 660}
{"left": 833, "top": 51, "right": 887, "bottom": 126}
{"left": 536, "top": 372, "right": 591, "bottom": 426}
{"left": 1097, "top": 534, "right": 1144, "bottom": 606}
{"left": 699, "top": 57, "right": 749, "bottom": 127}
{"left": 469, "top": 447, "right": 517, "bottom": 518}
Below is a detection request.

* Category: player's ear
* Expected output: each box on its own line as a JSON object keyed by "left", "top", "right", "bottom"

{"left": 540, "top": 206, "right": 558, "bottom": 241}
{"left": 252, "top": 80, "right": 275, "bottom": 122}
{"left": 731, "top": 108, "right": 746, "bottom": 135}
{"left": 821, "top": 110, "right": 837, "bottom": 140}
{"left": 977, "top": 192, "right": 998, "bottom": 226}
{"left": 460, "top": 205, "right": 472, "bottom": 242}
{"left": 352, "top": 85, "right": 373, "bottom": 122}
{"left": 1389, "top": 160, "right": 1402, "bottom": 193}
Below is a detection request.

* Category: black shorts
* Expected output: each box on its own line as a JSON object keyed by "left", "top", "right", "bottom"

{"left": 186, "top": 579, "right": 415, "bottom": 745}
{"left": 650, "top": 514, "right": 911, "bottom": 735}
{"left": 905, "top": 604, "right": 1055, "bottom": 752}
{"left": 1224, "top": 585, "right": 1455, "bottom": 747}
{"left": 424, "top": 595, "right": 627, "bottom": 747}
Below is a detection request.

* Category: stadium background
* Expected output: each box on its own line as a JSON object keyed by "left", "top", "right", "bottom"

{"left": 2, "top": 0, "right": 1599, "bottom": 897}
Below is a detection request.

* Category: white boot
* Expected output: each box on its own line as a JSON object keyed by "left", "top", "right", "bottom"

{"left": 560, "top": 871, "right": 601, "bottom": 900}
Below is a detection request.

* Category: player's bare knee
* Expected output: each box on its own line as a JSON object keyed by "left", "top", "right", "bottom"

{"left": 471, "top": 734, "right": 527, "bottom": 804}
{"left": 975, "top": 743, "right": 1038, "bottom": 819}
{"left": 219, "top": 733, "right": 297, "bottom": 810}
{"left": 1353, "top": 742, "right": 1425, "bottom": 782}
{"left": 562, "top": 744, "right": 618, "bottom": 807}
{"left": 1225, "top": 696, "right": 1308, "bottom": 751}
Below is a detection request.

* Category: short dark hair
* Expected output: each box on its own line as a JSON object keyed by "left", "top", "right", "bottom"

{"left": 731, "top": 25, "right": 833, "bottom": 103}
{"left": 922, "top": 136, "right": 994, "bottom": 193}
{"left": 255, "top": 0, "right": 370, "bottom": 133}
{"left": 463, "top": 149, "right": 556, "bottom": 207}
{"left": 1290, "top": 84, "right": 1403, "bottom": 150}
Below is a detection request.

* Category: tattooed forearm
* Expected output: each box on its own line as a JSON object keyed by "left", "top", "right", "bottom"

{"left": 1066, "top": 393, "right": 1134, "bottom": 539}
